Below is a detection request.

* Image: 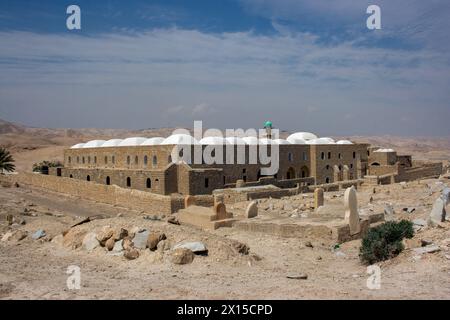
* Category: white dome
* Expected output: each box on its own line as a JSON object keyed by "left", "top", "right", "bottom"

{"left": 101, "top": 139, "right": 123, "bottom": 147}
{"left": 141, "top": 137, "right": 164, "bottom": 146}
{"left": 225, "top": 137, "right": 246, "bottom": 145}
{"left": 307, "top": 138, "right": 335, "bottom": 145}
{"left": 336, "top": 140, "right": 353, "bottom": 145}
{"left": 242, "top": 136, "right": 259, "bottom": 145}
{"left": 286, "top": 137, "right": 307, "bottom": 144}
{"left": 70, "top": 143, "right": 85, "bottom": 149}
{"left": 272, "top": 139, "right": 291, "bottom": 145}
{"left": 287, "top": 132, "right": 318, "bottom": 141}
{"left": 118, "top": 137, "right": 147, "bottom": 147}
{"left": 374, "top": 148, "right": 395, "bottom": 153}
{"left": 199, "top": 136, "right": 229, "bottom": 145}
{"left": 319, "top": 137, "right": 336, "bottom": 143}
{"left": 161, "top": 134, "right": 198, "bottom": 145}
{"left": 82, "top": 140, "right": 106, "bottom": 148}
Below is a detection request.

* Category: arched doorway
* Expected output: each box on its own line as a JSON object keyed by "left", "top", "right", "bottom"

{"left": 106, "top": 176, "right": 111, "bottom": 185}
{"left": 126, "top": 177, "right": 131, "bottom": 187}
{"left": 286, "top": 167, "right": 295, "bottom": 180}
{"left": 86, "top": 175, "right": 90, "bottom": 182}
{"left": 300, "top": 166, "right": 309, "bottom": 178}
{"left": 146, "top": 178, "right": 151, "bottom": 189}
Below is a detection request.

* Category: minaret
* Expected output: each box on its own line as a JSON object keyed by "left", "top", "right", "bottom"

{"left": 264, "top": 121, "right": 273, "bottom": 139}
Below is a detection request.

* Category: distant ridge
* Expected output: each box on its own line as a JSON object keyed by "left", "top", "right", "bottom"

{"left": 0, "top": 118, "right": 25, "bottom": 134}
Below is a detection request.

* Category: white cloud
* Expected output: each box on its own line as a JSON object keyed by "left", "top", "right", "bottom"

{"left": 0, "top": 28, "right": 449, "bottom": 135}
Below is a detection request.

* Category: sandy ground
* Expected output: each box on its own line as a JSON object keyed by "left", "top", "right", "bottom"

{"left": 1, "top": 179, "right": 450, "bottom": 300}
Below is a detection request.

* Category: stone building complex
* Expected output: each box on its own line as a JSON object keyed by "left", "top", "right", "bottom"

{"left": 50, "top": 129, "right": 443, "bottom": 196}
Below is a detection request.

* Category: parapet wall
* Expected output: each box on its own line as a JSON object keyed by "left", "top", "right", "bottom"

{"left": 15, "top": 173, "right": 177, "bottom": 215}
{"left": 398, "top": 163, "right": 443, "bottom": 182}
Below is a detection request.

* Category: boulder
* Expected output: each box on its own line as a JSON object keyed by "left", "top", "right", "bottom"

{"left": 123, "top": 238, "right": 134, "bottom": 251}
{"left": 63, "top": 229, "right": 87, "bottom": 249}
{"left": 82, "top": 232, "right": 100, "bottom": 252}
{"left": 413, "top": 245, "right": 441, "bottom": 255}
{"left": 124, "top": 248, "right": 140, "bottom": 260}
{"left": 1, "top": 231, "right": 14, "bottom": 242}
{"left": 12, "top": 230, "right": 28, "bottom": 242}
{"left": 147, "top": 232, "right": 166, "bottom": 251}
{"left": 51, "top": 234, "right": 64, "bottom": 246}
{"left": 171, "top": 248, "right": 195, "bottom": 265}
{"left": 173, "top": 241, "right": 208, "bottom": 254}
{"left": 157, "top": 239, "right": 171, "bottom": 252}
{"left": 105, "top": 237, "right": 116, "bottom": 251}
{"left": 113, "top": 228, "right": 128, "bottom": 241}
{"left": 132, "top": 229, "right": 150, "bottom": 250}
{"left": 96, "top": 228, "right": 114, "bottom": 245}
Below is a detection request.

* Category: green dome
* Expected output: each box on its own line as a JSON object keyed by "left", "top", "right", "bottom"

{"left": 264, "top": 121, "right": 273, "bottom": 128}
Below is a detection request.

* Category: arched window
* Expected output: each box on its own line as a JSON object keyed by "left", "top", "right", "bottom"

{"left": 325, "top": 177, "right": 330, "bottom": 183}
{"left": 152, "top": 155, "right": 157, "bottom": 166}
{"left": 77, "top": 156, "right": 79, "bottom": 163}
{"left": 104, "top": 156, "right": 108, "bottom": 164}
{"left": 69, "top": 174, "right": 73, "bottom": 178}
{"left": 327, "top": 152, "right": 331, "bottom": 159}
{"left": 144, "top": 155, "right": 148, "bottom": 166}
{"left": 112, "top": 156, "right": 115, "bottom": 164}
{"left": 353, "top": 152, "right": 356, "bottom": 159}
{"left": 204, "top": 178, "right": 209, "bottom": 188}
{"left": 88, "top": 156, "right": 91, "bottom": 164}
{"left": 326, "top": 165, "right": 330, "bottom": 170}
{"left": 146, "top": 178, "right": 151, "bottom": 188}
{"left": 127, "top": 156, "right": 131, "bottom": 165}
{"left": 106, "top": 176, "right": 110, "bottom": 185}
{"left": 82, "top": 157, "right": 85, "bottom": 164}
{"left": 68, "top": 156, "right": 71, "bottom": 164}
{"left": 338, "top": 153, "right": 342, "bottom": 159}
{"left": 126, "top": 177, "right": 131, "bottom": 187}
{"left": 288, "top": 153, "right": 293, "bottom": 162}
{"left": 350, "top": 164, "right": 353, "bottom": 168}
{"left": 303, "top": 152, "right": 308, "bottom": 161}
{"left": 320, "top": 152, "right": 325, "bottom": 160}
{"left": 135, "top": 156, "right": 138, "bottom": 165}
{"left": 86, "top": 175, "right": 90, "bottom": 181}
{"left": 94, "top": 156, "right": 97, "bottom": 164}
{"left": 168, "top": 155, "right": 172, "bottom": 163}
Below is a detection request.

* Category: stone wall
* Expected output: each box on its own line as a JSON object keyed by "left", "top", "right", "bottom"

{"left": 16, "top": 173, "right": 177, "bottom": 214}
{"left": 398, "top": 163, "right": 443, "bottom": 181}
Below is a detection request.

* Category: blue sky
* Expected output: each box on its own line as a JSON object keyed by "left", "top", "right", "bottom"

{"left": 0, "top": 0, "right": 449, "bottom": 136}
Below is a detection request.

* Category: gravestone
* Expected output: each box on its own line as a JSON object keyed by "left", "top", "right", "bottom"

{"left": 314, "top": 188, "right": 324, "bottom": 210}
{"left": 236, "top": 179, "right": 245, "bottom": 188}
{"left": 429, "top": 198, "right": 446, "bottom": 226}
{"left": 214, "top": 202, "right": 227, "bottom": 220}
{"left": 245, "top": 201, "right": 258, "bottom": 218}
{"left": 344, "top": 186, "right": 361, "bottom": 235}
{"left": 184, "top": 195, "right": 195, "bottom": 208}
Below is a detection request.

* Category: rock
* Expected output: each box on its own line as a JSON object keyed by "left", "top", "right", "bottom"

{"left": 96, "top": 228, "right": 114, "bottom": 245}
{"left": 123, "top": 238, "right": 134, "bottom": 251}
{"left": 413, "top": 219, "right": 427, "bottom": 227}
{"left": 82, "top": 233, "right": 100, "bottom": 251}
{"left": 124, "top": 248, "right": 140, "bottom": 260}
{"left": 402, "top": 238, "right": 421, "bottom": 249}
{"left": 173, "top": 241, "right": 208, "bottom": 254}
{"left": 1, "top": 231, "right": 14, "bottom": 241}
{"left": 404, "top": 207, "right": 416, "bottom": 214}
{"left": 113, "top": 228, "right": 129, "bottom": 241}
{"left": 157, "top": 239, "right": 171, "bottom": 252}
{"left": 314, "top": 188, "right": 324, "bottom": 209}
{"left": 167, "top": 216, "right": 180, "bottom": 225}
{"left": 304, "top": 241, "right": 314, "bottom": 248}
{"left": 112, "top": 239, "right": 124, "bottom": 252}
{"left": 421, "top": 239, "right": 433, "bottom": 247}
{"left": 147, "top": 232, "right": 166, "bottom": 251}
{"left": 132, "top": 229, "right": 150, "bottom": 250}
{"left": 245, "top": 201, "right": 258, "bottom": 218}
{"left": 171, "top": 248, "right": 195, "bottom": 265}
{"left": 116, "top": 213, "right": 123, "bottom": 218}
{"left": 429, "top": 197, "right": 447, "bottom": 226}
{"left": 12, "top": 230, "right": 28, "bottom": 242}
{"left": 103, "top": 237, "right": 115, "bottom": 251}
{"left": 31, "top": 229, "right": 46, "bottom": 240}
{"left": 413, "top": 245, "right": 441, "bottom": 255}
{"left": 335, "top": 251, "right": 346, "bottom": 258}
{"left": 63, "top": 229, "right": 87, "bottom": 249}
{"left": 384, "top": 204, "right": 395, "bottom": 216}
{"left": 286, "top": 274, "right": 308, "bottom": 280}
